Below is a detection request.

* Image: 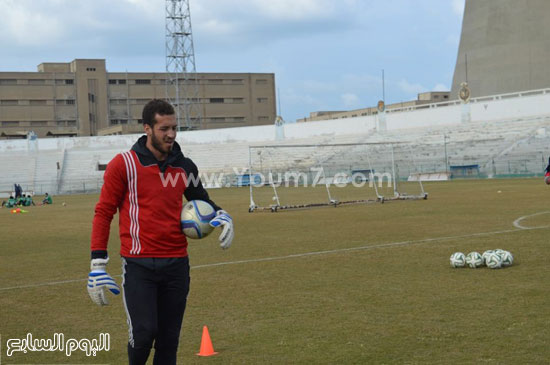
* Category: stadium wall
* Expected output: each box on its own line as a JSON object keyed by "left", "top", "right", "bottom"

{"left": 1, "top": 88, "right": 550, "bottom": 153}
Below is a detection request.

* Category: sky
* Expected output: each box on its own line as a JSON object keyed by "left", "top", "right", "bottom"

{"left": 0, "top": 0, "right": 465, "bottom": 122}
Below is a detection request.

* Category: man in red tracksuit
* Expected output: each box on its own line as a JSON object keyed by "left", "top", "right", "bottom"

{"left": 87, "top": 99, "right": 234, "bottom": 365}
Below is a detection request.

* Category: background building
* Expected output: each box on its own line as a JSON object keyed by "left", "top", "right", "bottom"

{"left": 451, "top": 0, "right": 550, "bottom": 99}
{"left": 297, "top": 92, "right": 450, "bottom": 122}
{"left": 0, "top": 59, "right": 276, "bottom": 138}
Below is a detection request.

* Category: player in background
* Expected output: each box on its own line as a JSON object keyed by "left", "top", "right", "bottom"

{"left": 545, "top": 157, "right": 550, "bottom": 184}
{"left": 87, "top": 99, "right": 234, "bottom": 365}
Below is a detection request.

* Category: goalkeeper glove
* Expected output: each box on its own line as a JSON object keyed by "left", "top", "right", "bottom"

{"left": 209, "top": 210, "right": 234, "bottom": 249}
{"left": 87, "top": 257, "right": 120, "bottom": 306}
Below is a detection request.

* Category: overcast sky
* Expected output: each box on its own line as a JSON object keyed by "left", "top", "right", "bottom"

{"left": 0, "top": 0, "right": 465, "bottom": 122}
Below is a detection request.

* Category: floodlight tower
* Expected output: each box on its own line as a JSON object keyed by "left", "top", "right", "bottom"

{"left": 165, "top": 0, "right": 202, "bottom": 130}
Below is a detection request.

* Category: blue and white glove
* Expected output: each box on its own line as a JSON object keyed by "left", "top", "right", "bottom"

{"left": 87, "top": 258, "right": 120, "bottom": 306}
{"left": 209, "top": 210, "right": 234, "bottom": 249}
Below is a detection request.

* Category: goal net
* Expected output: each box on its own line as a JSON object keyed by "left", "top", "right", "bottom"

{"left": 247, "top": 142, "right": 427, "bottom": 212}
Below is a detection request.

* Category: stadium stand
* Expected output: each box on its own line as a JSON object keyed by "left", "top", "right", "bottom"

{"left": 2, "top": 89, "right": 550, "bottom": 194}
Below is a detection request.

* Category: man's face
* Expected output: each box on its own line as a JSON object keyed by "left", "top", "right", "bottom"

{"left": 145, "top": 113, "right": 177, "bottom": 158}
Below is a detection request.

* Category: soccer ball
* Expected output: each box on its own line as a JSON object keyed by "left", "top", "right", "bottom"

{"left": 498, "top": 250, "right": 514, "bottom": 267}
{"left": 450, "top": 252, "right": 466, "bottom": 268}
{"left": 485, "top": 252, "right": 503, "bottom": 269}
{"left": 482, "top": 250, "right": 494, "bottom": 263}
{"left": 181, "top": 200, "right": 216, "bottom": 239}
{"left": 465, "top": 252, "right": 484, "bottom": 268}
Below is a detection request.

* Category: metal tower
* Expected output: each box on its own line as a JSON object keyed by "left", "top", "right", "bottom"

{"left": 165, "top": 0, "right": 202, "bottom": 130}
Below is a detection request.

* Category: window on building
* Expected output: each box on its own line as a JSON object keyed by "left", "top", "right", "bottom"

{"left": 28, "top": 79, "right": 46, "bottom": 85}
{"left": 257, "top": 97, "right": 268, "bottom": 103}
{"left": 0, "top": 100, "right": 18, "bottom": 106}
{"left": 255, "top": 79, "right": 268, "bottom": 85}
{"left": 209, "top": 98, "right": 224, "bottom": 103}
{"left": 86, "top": 67, "right": 96, "bottom": 72}
{"left": 30, "top": 100, "right": 47, "bottom": 106}
{"left": 231, "top": 79, "right": 243, "bottom": 84}
{"left": 31, "top": 121, "right": 48, "bottom": 126}
{"left": 208, "top": 79, "right": 223, "bottom": 84}
{"left": 233, "top": 117, "right": 245, "bottom": 122}
{"left": 258, "top": 116, "right": 270, "bottom": 122}
{"left": 67, "top": 120, "right": 76, "bottom": 126}
{"left": 110, "top": 119, "right": 119, "bottom": 125}
{"left": 135, "top": 79, "right": 151, "bottom": 85}
{"left": 444, "top": 95, "right": 449, "bottom": 99}
{"left": 210, "top": 117, "right": 225, "bottom": 122}
{"left": 2, "top": 121, "right": 19, "bottom": 126}
{"left": 65, "top": 79, "right": 74, "bottom": 85}
{"left": 108, "top": 79, "right": 117, "bottom": 84}
{"left": 67, "top": 99, "right": 75, "bottom": 105}
{"left": 0, "top": 79, "right": 17, "bottom": 85}
{"left": 98, "top": 163, "right": 108, "bottom": 171}
{"left": 178, "top": 78, "right": 196, "bottom": 84}
{"left": 118, "top": 79, "right": 126, "bottom": 85}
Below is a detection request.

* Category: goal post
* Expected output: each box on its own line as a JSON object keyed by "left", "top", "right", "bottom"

{"left": 247, "top": 142, "right": 427, "bottom": 212}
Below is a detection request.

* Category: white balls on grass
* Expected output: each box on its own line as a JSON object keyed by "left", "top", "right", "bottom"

{"left": 450, "top": 252, "right": 466, "bottom": 268}
{"left": 451, "top": 249, "right": 514, "bottom": 269}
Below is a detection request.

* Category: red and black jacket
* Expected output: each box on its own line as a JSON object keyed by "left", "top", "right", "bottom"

{"left": 91, "top": 136, "right": 220, "bottom": 259}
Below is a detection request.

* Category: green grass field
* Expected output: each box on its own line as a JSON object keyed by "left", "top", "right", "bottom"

{"left": 1, "top": 178, "right": 549, "bottom": 364}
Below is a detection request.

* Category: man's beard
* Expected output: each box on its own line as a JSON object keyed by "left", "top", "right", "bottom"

{"left": 151, "top": 130, "right": 172, "bottom": 156}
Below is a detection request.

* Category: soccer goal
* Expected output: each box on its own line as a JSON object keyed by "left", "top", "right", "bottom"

{"left": 246, "top": 142, "right": 427, "bottom": 212}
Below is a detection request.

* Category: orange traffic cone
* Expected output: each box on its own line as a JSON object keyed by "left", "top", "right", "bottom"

{"left": 196, "top": 326, "right": 218, "bottom": 356}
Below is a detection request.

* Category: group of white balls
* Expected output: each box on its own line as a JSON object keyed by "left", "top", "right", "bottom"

{"left": 450, "top": 249, "right": 513, "bottom": 269}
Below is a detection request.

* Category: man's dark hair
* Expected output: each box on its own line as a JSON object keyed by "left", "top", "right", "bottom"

{"left": 142, "top": 99, "right": 175, "bottom": 127}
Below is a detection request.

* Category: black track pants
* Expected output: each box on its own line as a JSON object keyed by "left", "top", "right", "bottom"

{"left": 122, "top": 257, "right": 190, "bottom": 365}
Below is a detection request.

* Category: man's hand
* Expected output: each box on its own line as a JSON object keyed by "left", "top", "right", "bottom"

{"left": 209, "top": 210, "right": 234, "bottom": 249}
{"left": 87, "top": 258, "right": 120, "bottom": 306}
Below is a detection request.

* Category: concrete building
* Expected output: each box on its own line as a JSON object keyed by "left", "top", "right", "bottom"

{"left": 297, "top": 91, "right": 450, "bottom": 122}
{"left": 0, "top": 59, "right": 276, "bottom": 138}
{"left": 451, "top": 0, "right": 550, "bottom": 99}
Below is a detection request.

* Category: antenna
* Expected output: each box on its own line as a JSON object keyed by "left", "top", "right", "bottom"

{"left": 382, "top": 69, "right": 386, "bottom": 102}
{"left": 277, "top": 87, "right": 282, "bottom": 117}
{"left": 464, "top": 53, "right": 468, "bottom": 83}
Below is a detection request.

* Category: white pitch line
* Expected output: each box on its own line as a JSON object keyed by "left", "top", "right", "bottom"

{"left": 1, "top": 224, "right": 548, "bottom": 292}
{"left": 191, "top": 225, "right": 545, "bottom": 269}
{"left": 512, "top": 211, "right": 550, "bottom": 230}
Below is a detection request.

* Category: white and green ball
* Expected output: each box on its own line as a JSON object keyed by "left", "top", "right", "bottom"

{"left": 498, "top": 250, "right": 514, "bottom": 267}
{"left": 485, "top": 252, "right": 503, "bottom": 269}
{"left": 482, "top": 250, "right": 494, "bottom": 263}
{"left": 466, "top": 251, "right": 484, "bottom": 268}
{"left": 450, "top": 252, "right": 466, "bottom": 268}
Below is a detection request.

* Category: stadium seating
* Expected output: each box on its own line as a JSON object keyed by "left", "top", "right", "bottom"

{"left": 1, "top": 111, "right": 549, "bottom": 194}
